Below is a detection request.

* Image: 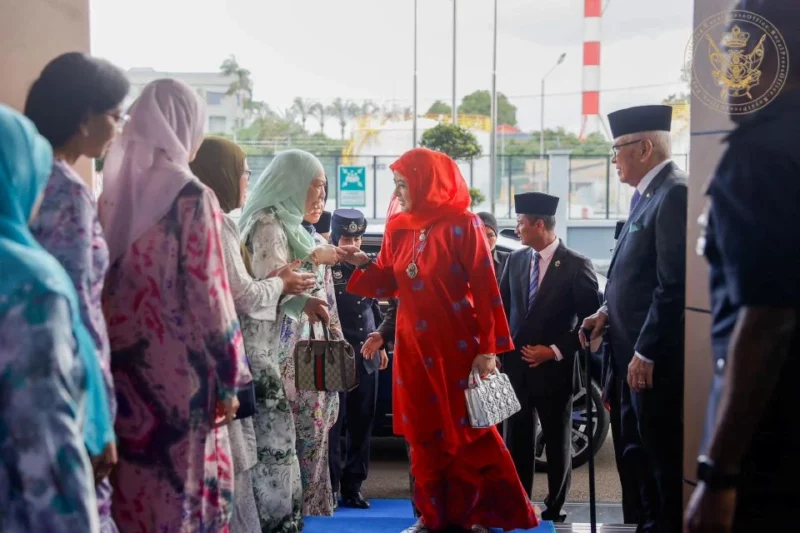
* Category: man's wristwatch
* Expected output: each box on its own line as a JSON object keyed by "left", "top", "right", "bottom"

{"left": 696, "top": 455, "right": 740, "bottom": 490}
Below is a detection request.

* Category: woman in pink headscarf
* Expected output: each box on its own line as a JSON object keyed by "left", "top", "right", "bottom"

{"left": 99, "top": 78, "right": 251, "bottom": 532}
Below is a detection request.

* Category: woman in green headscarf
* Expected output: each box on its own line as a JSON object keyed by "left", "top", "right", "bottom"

{"left": 238, "top": 149, "right": 346, "bottom": 527}
{"left": 191, "top": 138, "right": 317, "bottom": 533}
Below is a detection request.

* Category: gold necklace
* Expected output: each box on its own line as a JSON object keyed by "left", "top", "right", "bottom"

{"left": 406, "top": 226, "right": 431, "bottom": 279}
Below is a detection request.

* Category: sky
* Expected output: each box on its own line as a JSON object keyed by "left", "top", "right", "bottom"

{"left": 90, "top": 0, "right": 694, "bottom": 135}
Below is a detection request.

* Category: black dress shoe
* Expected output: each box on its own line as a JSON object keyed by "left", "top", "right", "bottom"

{"left": 341, "top": 491, "right": 370, "bottom": 509}
{"left": 540, "top": 509, "right": 567, "bottom": 523}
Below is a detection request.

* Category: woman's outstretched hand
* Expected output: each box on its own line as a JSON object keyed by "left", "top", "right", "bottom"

{"left": 267, "top": 260, "right": 316, "bottom": 295}
{"left": 472, "top": 354, "right": 497, "bottom": 379}
{"left": 311, "top": 245, "right": 346, "bottom": 266}
{"left": 338, "top": 245, "right": 370, "bottom": 267}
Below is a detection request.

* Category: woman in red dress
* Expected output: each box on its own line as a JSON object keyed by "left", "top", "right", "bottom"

{"left": 342, "top": 148, "right": 538, "bottom": 532}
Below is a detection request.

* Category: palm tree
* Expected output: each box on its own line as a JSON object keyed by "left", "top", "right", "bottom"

{"left": 220, "top": 55, "right": 253, "bottom": 104}
{"left": 359, "top": 100, "right": 377, "bottom": 117}
{"left": 310, "top": 102, "right": 328, "bottom": 135}
{"left": 330, "top": 98, "right": 361, "bottom": 140}
{"left": 291, "top": 97, "right": 314, "bottom": 131}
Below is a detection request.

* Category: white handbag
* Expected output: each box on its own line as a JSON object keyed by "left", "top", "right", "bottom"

{"left": 465, "top": 368, "right": 521, "bottom": 428}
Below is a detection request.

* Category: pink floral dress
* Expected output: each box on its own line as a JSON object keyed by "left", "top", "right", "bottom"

{"left": 103, "top": 182, "right": 251, "bottom": 533}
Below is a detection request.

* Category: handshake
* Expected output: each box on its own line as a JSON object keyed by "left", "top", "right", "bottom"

{"left": 310, "top": 244, "right": 371, "bottom": 268}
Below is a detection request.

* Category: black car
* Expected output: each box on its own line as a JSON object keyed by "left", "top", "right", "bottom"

{"left": 361, "top": 224, "right": 610, "bottom": 471}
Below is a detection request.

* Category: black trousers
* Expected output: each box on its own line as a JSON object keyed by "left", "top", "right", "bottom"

{"left": 329, "top": 368, "right": 379, "bottom": 495}
{"left": 608, "top": 376, "right": 643, "bottom": 525}
{"left": 506, "top": 384, "right": 573, "bottom": 513}
{"left": 615, "top": 366, "right": 683, "bottom": 533}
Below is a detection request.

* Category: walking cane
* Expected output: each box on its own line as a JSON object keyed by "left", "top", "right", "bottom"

{"left": 582, "top": 328, "right": 598, "bottom": 533}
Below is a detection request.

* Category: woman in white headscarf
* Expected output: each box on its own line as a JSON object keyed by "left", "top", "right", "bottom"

{"left": 239, "top": 150, "right": 344, "bottom": 530}
{"left": 99, "top": 78, "right": 251, "bottom": 533}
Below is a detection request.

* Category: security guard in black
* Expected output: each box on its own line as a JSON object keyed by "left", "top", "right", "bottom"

{"left": 327, "top": 209, "right": 384, "bottom": 509}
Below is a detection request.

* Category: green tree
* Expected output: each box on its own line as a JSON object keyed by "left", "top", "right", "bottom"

{"left": 426, "top": 100, "right": 452, "bottom": 115}
{"left": 220, "top": 55, "right": 253, "bottom": 102}
{"left": 291, "top": 97, "right": 314, "bottom": 131}
{"left": 358, "top": 100, "right": 378, "bottom": 117}
{"left": 420, "top": 123, "right": 482, "bottom": 160}
{"left": 330, "top": 98, "right": 360, "bottom": 140}
{"left": 502, "top": 128, "right": 611, "bottom": 156}
{"left": 469, "top": 188, "right": 486, "bottom": 208}
{"left": 662, "top": 92, "right": 689, "bottom": 105}
{"left": 310, "top": 102, "right": 328, "bottom": 134}
{"left": 236, "top": 114, "right": 307, "bottom": 141}
{"left": 458, "top": 90, "right": 518, "bottom": 126}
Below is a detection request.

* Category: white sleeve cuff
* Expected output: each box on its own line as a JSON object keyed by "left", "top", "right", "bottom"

{"left": 599, "top": 304, "right": 608, "bottom": 316}
{"left": 550, "top": 344, "right": 563, "bottom": 361}
{"left": 635, "top": 352, "right": 654, "bottom": 364}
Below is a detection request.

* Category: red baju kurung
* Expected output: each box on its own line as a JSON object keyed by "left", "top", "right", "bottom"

{"left": 348, "top": 148, "right": 538, "bottom": 531}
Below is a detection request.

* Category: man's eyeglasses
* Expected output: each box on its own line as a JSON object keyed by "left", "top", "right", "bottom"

{"left": 611, "top": 139, "right": 643, "bottom": 157}
{"left": 106, "top": 112, "right": 130, "bottom": 133}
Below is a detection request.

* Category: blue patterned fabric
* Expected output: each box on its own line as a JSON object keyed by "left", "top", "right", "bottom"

{"left": 0, "top": 104, "right": 113, "bottom": 456}
{"left": 528, "top": 252, "right": 541, "bottom": 307}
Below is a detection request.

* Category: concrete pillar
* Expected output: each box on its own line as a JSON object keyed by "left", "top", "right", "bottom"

{"left": 547, "top": 149, "right": 573, "bottom": 246}
{"left": 0, "top": 0, "right": 92, "bottom": 185}
{"left": 682, "top": 0, "right": 735, "bottom": 506}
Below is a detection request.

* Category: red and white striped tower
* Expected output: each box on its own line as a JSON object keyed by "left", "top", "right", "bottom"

{"left": 579, "top": 0, "right": 606, "bottom": 139}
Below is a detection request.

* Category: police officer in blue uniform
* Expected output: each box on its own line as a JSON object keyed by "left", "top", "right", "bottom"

{"left": 685, "top": 2, "right": 800, "bottom": 530}
{"left": 327, "top": 209, "right": 388, "bottom": 509}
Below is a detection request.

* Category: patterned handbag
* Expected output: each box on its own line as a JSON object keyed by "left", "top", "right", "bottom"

{"left": 294, "top": 324, "right": 359, "bottom": 392}
{"left": 465, "top": 368, "right": 521, "bottom": 428}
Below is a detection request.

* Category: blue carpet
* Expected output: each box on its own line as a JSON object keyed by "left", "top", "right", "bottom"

{"left": 304, "top": 499, "right": 556, "bottom": 532}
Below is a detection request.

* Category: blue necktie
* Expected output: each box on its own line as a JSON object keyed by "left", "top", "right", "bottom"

{"left": 528, "top": 252, "right": 541, "bottom": 307}
{"left": 630, "top": 190, "right": 642, "bottom": 212}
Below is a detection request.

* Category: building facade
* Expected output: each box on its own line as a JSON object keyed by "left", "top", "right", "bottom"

{"left": 125, "top": 67, "right": 244, "bottom": 135}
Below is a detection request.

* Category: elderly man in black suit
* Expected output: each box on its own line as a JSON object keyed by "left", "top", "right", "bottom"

{"left": 581, "top": 105, "right": 687, "bottom": 532}
{"left": 501, "top": 192, "right": 600, "bottom": 523}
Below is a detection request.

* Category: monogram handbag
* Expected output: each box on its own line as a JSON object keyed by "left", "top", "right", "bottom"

{"left": 294, "top": 324, "right": 359, "bottom": 392}
{"left": 465, "top": 368, "right": 521, "bottom": 428}
{"left": 234, "top": 381, "right": 257, "bottom": 420}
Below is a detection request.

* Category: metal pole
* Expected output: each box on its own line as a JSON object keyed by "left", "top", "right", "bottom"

{"left": 412, "top": 0, "right": 418, "bottom": 148}
{"left": 539, "top": 53, "right": 566, "bottom": 160}
{"left": 539, "top": 77, "right": 545, "bottom": 159}
{"left": 489, "top": 0, "right": 497, "bottom": 215}
{"left": 452, "top": 0, "right": 457, "bottom": 124}
{"left": 373, "top": 156, "right": 378, "bottom": 219}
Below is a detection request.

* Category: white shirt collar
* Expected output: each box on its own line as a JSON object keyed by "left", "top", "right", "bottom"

{"left": 636, "top": 159, "right": 672, "bottom": 195}
{"left": 534, "top": 237, "right": 560, "bottom": 260}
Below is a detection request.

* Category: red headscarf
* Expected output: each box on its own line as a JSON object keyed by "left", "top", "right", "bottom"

{"left": 386, "top": 148, "right": 471, "bottom": 231}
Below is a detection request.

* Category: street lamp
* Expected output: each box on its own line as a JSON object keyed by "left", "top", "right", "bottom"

{"left": 413, "top": 0, "right": 418, "bottom": 147}
{"left": 489, "top": 0, "right": 498, "bottom": 215}
{"left": 540, "top": 52, "right": 566, "bottom": 158}
{"left": 452, "top": 0, "right": 457, "bottom": 124}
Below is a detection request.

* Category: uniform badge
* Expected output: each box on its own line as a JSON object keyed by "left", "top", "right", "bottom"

{"left": 333, "top": 269, "right": 343, "bottom": 280}
{"left": 348, "top": 221, "right": 359, "bottom": 233}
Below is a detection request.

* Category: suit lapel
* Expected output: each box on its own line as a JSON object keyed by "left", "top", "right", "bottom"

{"left": 526, "top": 242, "right": 567, "bottom": 318}
{"left": 609, "top": 162, "right": 674, "bottom": 273}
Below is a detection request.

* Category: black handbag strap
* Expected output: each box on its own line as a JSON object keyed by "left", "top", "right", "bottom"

{"left": 308, "top": 322, "right": 331, "bottom": 342}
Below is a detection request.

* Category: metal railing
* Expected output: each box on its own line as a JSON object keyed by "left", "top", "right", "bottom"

{"left": 246, "top": 153, "right": 689, "bottom": 220}
{"left": 567, "top": 154, "right": 689, "bottom": 220}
